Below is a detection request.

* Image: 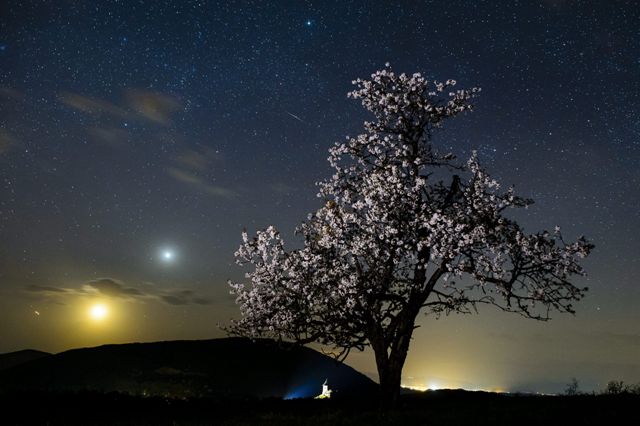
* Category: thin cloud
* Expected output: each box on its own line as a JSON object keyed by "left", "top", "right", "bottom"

{"left": 160, "top": 295, "right": 189, "bottom": 306}
{"left": 0, "top": 87, "right": 23, "bottom": 101}
{"left": 167, "top": 167, "right": 202, "bottom": 185}
{"left": 125, "top": 89, "right": 182, "bottom": 126}
{"left": 86, "top": 278, "right": 144, "bottom": 298}
{"left": 177, "top": 149, "right": 209, "bottom": 171}
{"left": 26, "top": 278, "right": 212, "bottom": 307}
{"left": 86, "top": 126, "right": 129, "bottom": 147}
{"left": 59, "top": 92, "right": 129, "bottom": 118}
{"left": 0, "top": 129, "right": 19, "bottom": 154}
{"left": 26, "top": 284, "right": 67, "bottom": 293}
{"left": 59, "top": 89, "right": 182, "bottom": 127}
{"left": 160, "top": 289, "right": 212, "bottom": 306}
{"left": 176, "top": 147, "right": 221, "bottom": 172}
{"left": 168, "top": 145, "right": 233, "bottom": 197}
{"left": 167, "top": 167, "right": 236, "bottom": 198}
{"left": 270, "top": 182, "right": 296, "bottom": 195}
{"left": 203, "top": 185, "right": 235, "bottom": 198}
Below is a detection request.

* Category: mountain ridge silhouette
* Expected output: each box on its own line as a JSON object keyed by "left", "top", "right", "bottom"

{"left": 0, "top": 349, "right": 51, "bottom": 372}
{"left": 0, "top": 337, "right": 377, "bottom": 399}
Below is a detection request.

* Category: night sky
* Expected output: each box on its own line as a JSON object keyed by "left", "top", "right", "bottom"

{"left": 1, "top": 1, "right": 639, "bottom": 393}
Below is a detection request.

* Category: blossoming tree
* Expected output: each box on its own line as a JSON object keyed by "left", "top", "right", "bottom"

{"left": 228, "top": 65, "right": 593, "bottom": 406}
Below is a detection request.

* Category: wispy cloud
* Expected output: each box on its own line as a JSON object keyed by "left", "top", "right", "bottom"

{"left": 86, "top": 126, "right": 129, "bottom": 147}
{"left": 160, "top": 295, "right": 190, "bottom": 305}
{"left": 24, "top": 278, "right": 212, "bottom": 307}
{"left": 270, "top": 182, "right": 297, "bottom": 195}
{"left": 26, "top": 284, "right": 67, "bottom": 293}
{"left": 59, "top": 92, "right": 129, "bottom": 118}
{"left": 86, "top": 278, "right": 144, "bottom": 298}
{"left": 167, "top": 167, "right": 236, "bottom": 198}
{"left": 125, "top": 89, "right": 182, "bottom": 126}
{"left": 167, "top": 144, "right": 235, "bottom": 198}
{"left": 160, "top": 290, "right": 212, "bottom": 306}
{"left": 176, "top": 148, "right": 220, "bottom": 172}
{"left": 167, "top": 167, "right": 202, "bottom": 185}
{"left": 0, "top": 129, "right": 19, "bottom": 154}
{"left": 59, "top": 89, "right": 182, "bottom": 127}
{"left": 0, "top": 87, "right": 23, "bottom": 101}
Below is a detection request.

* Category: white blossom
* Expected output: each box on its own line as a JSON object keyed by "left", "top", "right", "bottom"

{"left": 225, "top": 65, "right": 593, "bottom": 402}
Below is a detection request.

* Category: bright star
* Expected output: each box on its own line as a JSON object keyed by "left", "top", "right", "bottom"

{"left": 159, "top": 248, "right": 176, "bottom": 263}
{"left": 305, "top": 19, "right": 312, "bottom": 26}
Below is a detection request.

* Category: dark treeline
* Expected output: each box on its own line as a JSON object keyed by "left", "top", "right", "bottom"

{"left": 564, "top": 378, "right": 640, "bottom": 396}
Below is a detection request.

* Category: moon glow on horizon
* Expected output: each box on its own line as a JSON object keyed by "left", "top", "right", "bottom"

{"left": 89, "top": 304, "right": 108, "bottom": 321}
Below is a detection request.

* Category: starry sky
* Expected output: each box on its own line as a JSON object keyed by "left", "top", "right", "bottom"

{"left": 1, "top": 0, "right": 639, "bottom": 393}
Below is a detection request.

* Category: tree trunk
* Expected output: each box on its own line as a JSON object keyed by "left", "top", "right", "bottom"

{"left": 376, "top": 354, "right": 405, "bottom": 408}
{"left": 372, "top": 327, "right": 413, "bottom": 408}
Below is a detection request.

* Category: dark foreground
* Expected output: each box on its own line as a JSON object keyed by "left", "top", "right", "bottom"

{"left": 1, "top": 390, "right": 639, "bottom": 425}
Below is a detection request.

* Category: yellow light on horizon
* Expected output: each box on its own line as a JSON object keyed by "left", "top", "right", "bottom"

{"left": 89, "top": 304, "right": 108, "bottom": 321}
{"left": 403, "top": 384, "right": 428, "bottom": 391}
{"left": 402, "top": 382, "right": 508, "bottom": 394}
{"left": 402, "top": 382, "right": 441, "bottom": 392}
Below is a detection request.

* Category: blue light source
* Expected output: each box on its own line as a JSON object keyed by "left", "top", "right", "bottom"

{"left": 283, "top": 381, "right": 318, "bottom": 400}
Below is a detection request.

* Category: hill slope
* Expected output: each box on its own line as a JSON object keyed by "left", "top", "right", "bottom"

{"left": 0, "top": 349, "right": 51, "bottom": 371}
{"left": 0, "top": 338, "right": 377, "bottom": 399}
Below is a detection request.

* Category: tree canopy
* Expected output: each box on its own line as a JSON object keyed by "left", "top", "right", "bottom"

{"left": 227, "top": 64, "right": 593, "bottom": 405}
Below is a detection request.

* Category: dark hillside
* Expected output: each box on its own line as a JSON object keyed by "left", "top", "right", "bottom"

{"left": 0, "top": 338, "right": 376, "bottom": 399}
{"left": 0, "top": 349, "right": 51, "bottom": 371}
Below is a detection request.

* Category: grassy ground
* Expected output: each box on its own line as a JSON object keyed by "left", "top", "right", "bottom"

{"left": 1, "top": 389, "right": 639, "bottom": 425}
